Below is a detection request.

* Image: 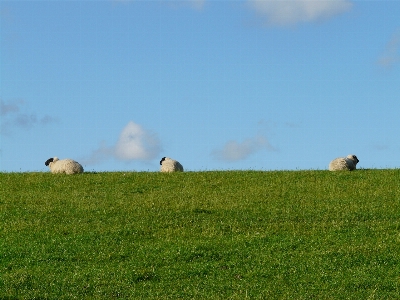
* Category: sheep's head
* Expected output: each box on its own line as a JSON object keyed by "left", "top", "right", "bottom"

{"left": 45, "top": 157, "right": 60, "bottom": 166}
{"left": 160, "top": 157, "right": 166, "bottom": 165}
{"left": 347, "top": 154, "right": 359, "bottom": 164}
{"left": 45, "top": 158, "right": 54, "bottom": 166}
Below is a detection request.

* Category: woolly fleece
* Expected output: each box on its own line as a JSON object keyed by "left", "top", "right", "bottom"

{"left": 329, "top": 154, "right": 359, "bottom": 171}
{"left": 45, "top": 157, "right": 84, "bottom": 174}
{"left": 160, "top": 157, "right": 184, "bottom": 172}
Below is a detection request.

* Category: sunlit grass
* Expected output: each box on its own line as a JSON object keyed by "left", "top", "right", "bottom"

{"left": 1, "top": 170, "right": 400, "bottom": 298}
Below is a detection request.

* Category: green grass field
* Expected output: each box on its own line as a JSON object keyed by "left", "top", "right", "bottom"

{"left": 1, "top": 170, "right": 400, "bottom": 299}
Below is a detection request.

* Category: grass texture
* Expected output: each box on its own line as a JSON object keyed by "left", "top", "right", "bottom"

{"left": 1, "top": 170, "right": 400, "bottom": 299}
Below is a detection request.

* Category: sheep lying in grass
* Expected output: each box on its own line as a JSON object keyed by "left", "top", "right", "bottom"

{"left": 329, "top": 154, "right": 359, "bottom": 171}
{"left": 45, "top": 157, "right": 84, "bottom": 174}
{"left": 160, "top": 157, "right": 184, "bottom": 172}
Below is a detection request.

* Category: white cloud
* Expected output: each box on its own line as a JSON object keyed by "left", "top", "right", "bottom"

{"left": 82, "top": 121, "right": 162, "bottom": 165}
{"left": 212, "top": 135, "right": 276, "bottom": 162}
{"left": 115, "top": 121, "right": 161, "bottom": 160}
{"left": 377, "top": 29, "right": 400, "bottom": 69}
{"left": 247, "top": 0, "right": 353, "bottom": 26}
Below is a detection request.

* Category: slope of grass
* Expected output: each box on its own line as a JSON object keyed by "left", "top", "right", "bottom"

{"left": 1, "top": 170, "right": 400, "bottom": 299}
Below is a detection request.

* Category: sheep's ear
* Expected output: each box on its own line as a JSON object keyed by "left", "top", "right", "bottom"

{"left": 160, "top": 157, "right": 166, "bottom": 165}
{"left": 45, "top": 158, "right": 54, "bottom": 166}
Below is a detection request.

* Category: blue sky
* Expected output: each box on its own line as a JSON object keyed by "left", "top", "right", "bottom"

{"left": 1, "top": 0, "right": 399, "bottom": 172}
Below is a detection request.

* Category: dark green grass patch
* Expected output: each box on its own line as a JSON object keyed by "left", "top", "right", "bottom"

{"left": 1, "top": 170, "right": 400, "bottom": 298}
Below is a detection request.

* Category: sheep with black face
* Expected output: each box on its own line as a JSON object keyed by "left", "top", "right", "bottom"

{"left": 329, "top": 154, "right": 359, "bottom": 171}
{"left": 45, "top": 157, "right": 84, "bottom": 174}
{"left": 160, "top": 157, "right": 183, "bottom": 172}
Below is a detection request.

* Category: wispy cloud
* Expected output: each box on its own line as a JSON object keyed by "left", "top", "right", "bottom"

{"left": 81, "top": 121, "right": 162, "bottom": 165}
{"left": 185, "top": 0, "right": 206, "bottom": 11}
{"left": 0, "top": 99, "right": 58, "bottom": 135}
{"left": 164, "top": 0, "right": 206, "bottom": 11}
{"left": 12, "top": 114, "right": 54, "bottom": 129}
{"left": 371, "top": 144, "right": 389, "bottom": 151}
{"left": 212, "top": 135, "right": 276, "bottom": 162}
{"left": 1, "top": 99, "right": 23, "bottom": 116}
{"left": 112, "top": 0, "right": 206, "bottom": 10}
{"left": 247, "top": 0, "right": 353, "bottom": 26}
{"left": 79, "top": 141, "right": 115, "bottom": 165}
{"left": 377, "top": 29, "right": 400, "bottom": 69}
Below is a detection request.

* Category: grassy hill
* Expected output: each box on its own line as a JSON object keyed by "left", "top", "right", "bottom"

{"left": 1, "top": 170, "right": 400, "bottom": 299}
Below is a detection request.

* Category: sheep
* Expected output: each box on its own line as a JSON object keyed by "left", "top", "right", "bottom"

{"left": 329, "top": 154, "right": 359, "bottom": 171}
{"left": 44, "top": 157, "right": 84, "bottom": 174}
{"left": 160, "top": 157, "right": 184, "bottom": 172}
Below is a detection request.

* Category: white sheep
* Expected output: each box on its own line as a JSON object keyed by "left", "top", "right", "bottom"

{"left": 160, "top": 157, "right": 184, "bottom": 172}
{"left": 329, "top": 154, "right": 359, "bottom": 171}
{"left": 45, "top": 157, "right": 84, "bottom": 174}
